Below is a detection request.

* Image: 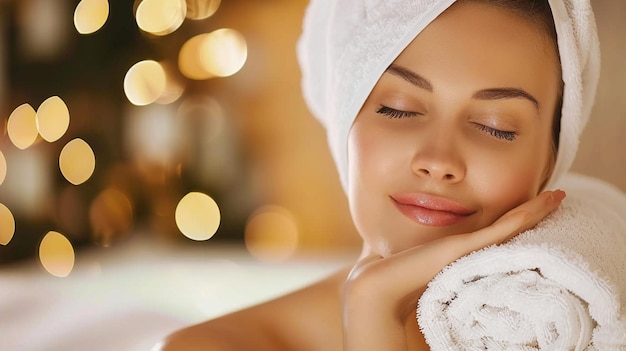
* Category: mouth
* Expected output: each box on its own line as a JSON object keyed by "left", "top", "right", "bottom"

{"left": 390, "top": 192, "right": 474, "bottom": 227}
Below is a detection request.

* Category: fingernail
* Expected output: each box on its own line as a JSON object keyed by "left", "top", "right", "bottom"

{"left": 552, "top": 189, "right": 566, "bottom": 202}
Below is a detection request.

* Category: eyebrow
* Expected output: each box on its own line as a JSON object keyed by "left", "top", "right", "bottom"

{"left": 384, "top": 64, "right": 540, "bottom": 110}
{"left": 472, "top": 88, "right": 539, "bottom": 110}
{"left": 385, "top": 64, "right": 433, "bottom": 92}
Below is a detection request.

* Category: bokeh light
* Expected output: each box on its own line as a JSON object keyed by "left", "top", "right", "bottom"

{"left": 39, "top": 231, "right": 75, "bottom": 277}
{"left": 7, "top": 103, "right": 38, "bottom": 150}
{"left": 124, "top": 60, "right": 167, "bottom": 106}
{"left": 185, "top": 0, "right": 220, "bottom": 20}
{"left": 89, "top": 188, "right": 133, "bottom": 247}
{"left": 59, "top": 138, "right": 96, "bottom": 185}
{"left": 36, "top": 96, "right": 70, "bottom": 143}
{"left": 0, "top": 203, "right": 15, "bottom": 246}
{"left": 178, "top": 34, "right": 212, "bottom": 80}
{"left": 74, "top": 0, "right": 110, "bottom": 34}
{"left": 0, "top": 150, "right": 6, "bottom": 186}
{"left": 175, "top": 192, "right": 221, "bottom": 241}
{"left": 244, "top": 206, "right": 299, "bottom": 262}
{"left": 135, "top": 0, "right": 186, "bottom": 36}
{"left": 200, "top": 29, "right": 247, "bottom": 77}
{"left": 178, "top": 28, "right": 247, "bottom": 80}
{"left": 155, "top": 60, "right": 186, "bottom": 104}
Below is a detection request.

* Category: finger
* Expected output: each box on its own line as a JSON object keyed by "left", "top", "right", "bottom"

{"left": 344, "top": 190, "right": 566, "bottom": 306}
{"left": 433, "top": 190, "right": 566, "bottom": 266}
{"left": 384, "top": 190, "right": 566, "bottom": 289}
{"left": 468, "top": 189, "right": 566, "bottom": 249}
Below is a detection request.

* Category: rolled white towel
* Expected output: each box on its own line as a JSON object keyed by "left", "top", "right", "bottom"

{"left": 417, "top": 173, "right": 626, "bottom": 350}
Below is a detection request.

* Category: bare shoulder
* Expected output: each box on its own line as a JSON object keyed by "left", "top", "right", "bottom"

{"left": 157, "top": 267, "right": 350, "bottom": 351}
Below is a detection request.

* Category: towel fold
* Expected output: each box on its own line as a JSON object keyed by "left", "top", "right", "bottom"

{"left": 417, "top": 173, "right": 626, "bottom": 350}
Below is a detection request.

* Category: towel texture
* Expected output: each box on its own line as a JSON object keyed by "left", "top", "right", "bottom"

{"left": 297, "top": 0, "right": 600, "bottom": 192}
{"left": 417, "top": 173, "right": 626, "bottom": 350}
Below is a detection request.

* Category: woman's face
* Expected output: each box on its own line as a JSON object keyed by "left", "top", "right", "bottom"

{"left": 347, "top": 1, "right": 561, "bottom": 257}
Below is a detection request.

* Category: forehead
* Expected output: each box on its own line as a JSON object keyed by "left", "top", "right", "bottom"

{"left": 391, "top": 1, "right": 560, "bottom": 105}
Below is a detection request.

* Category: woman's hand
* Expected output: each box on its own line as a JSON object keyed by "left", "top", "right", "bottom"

{"left": 341, "top": 189, "right": 566, "bottom": 351}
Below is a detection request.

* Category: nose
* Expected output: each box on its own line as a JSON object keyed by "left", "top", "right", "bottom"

{"left": 411, "top": 131, "right": 465, "bottom": 183}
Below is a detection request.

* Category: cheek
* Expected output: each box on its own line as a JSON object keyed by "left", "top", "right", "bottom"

{"left": 348, "top": 121, "right": 398, "bottom": 196}
{"left": 347, "top": 125, "right": 376, "bottom": 242}
{"left": 470, "top": 148, "right": 547, "bottom": 222}
{"left": 347, "top": 120, "right": 405, "bottom": 241}
{"left": 348, "top": 123, "right": 382, "bottom": 212}
{"left": 469, "top": 112, "right": 555, "bottom": 220}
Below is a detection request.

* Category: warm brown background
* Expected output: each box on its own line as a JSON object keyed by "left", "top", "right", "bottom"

{"left": 572, "top": 1, "right": 626, "bottom": 189}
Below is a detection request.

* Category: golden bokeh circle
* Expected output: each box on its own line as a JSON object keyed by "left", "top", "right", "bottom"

{"left": 0, "top": 150, "right": 6, "bottom": 186}
{"left": 199, "top": 28, "right": 247, "bottom": 77}
{"left": 36, "top": 96, "right": 70, "bottom": 143}
{"left": 124, "top": 60, "right": 167, "bottom": 106}
{"left": 59, "top": 138, "right": 96, "bottom": 185}
{"left": 0, "top": 203, "right": 15, "bottom": 246}
{"left": 178, "top": 34, "right": 213, "bottom": 80}
{"left": 175, "top": 192, "right": 221, "bottom": 241}
{"left": 74, "top": 0, "right": 110, "bottom": 34}
{"left": 7, "top": 103, "right": 38, "bottom": 150}
{"left": 135, "top": 0, "right": 186, "bottom": 36}
{"left": 39, "top": 231, "right": 75, "bottom": 277}
{"left": 178, "top": 28, "right": 247, "bottom": 80}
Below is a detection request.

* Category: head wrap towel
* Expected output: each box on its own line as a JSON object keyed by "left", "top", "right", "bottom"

{"left": 297, "top": 0, "right": 600, "bottom": 192}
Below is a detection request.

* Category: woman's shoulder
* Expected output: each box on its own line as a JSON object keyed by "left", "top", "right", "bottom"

{"left": 157, "top": 267, "right": 350, "bottom": 351}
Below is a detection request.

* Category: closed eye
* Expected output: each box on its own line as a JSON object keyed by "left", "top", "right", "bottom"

{"left": 473, "top": 123, "right": 516, "bottom": 141}
{"left": 376, "top": 106, "right": 421, "bottom": 119}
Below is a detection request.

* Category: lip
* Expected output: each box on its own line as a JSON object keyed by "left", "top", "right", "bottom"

{"left": 390, "top": 192, "right": 474, "bottom": 227}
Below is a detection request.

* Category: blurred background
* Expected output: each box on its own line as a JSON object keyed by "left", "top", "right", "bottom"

{"left": 0, "top": 0, "right": 362, "bottom": 269}
{"left": 0, "top": 0, "right": 623, "bottom": 350}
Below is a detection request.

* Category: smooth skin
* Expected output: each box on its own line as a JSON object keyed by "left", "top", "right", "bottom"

{"left": 159, "top": 1, "right": 563, "bottom": 350}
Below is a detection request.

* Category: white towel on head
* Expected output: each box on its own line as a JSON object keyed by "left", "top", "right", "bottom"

{"left": 297, "top": 0, "right": 601, "bottom": 192}
{"left": 417, "top": 173, "right": 626, "bottom": 350}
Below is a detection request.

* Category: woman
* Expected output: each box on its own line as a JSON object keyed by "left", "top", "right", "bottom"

{"left": 159, "top": 0, "right": 599, "bottom": 349}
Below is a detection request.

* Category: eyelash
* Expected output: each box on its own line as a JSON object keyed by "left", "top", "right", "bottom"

{"left": 376, "top": 105, "right": 420, "bottom": 119}
{"left": 473, "top": 124, "right": 517, "bottom": 141}
{"left": 376, "top": 105, "right": 516, "bottom": 141}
